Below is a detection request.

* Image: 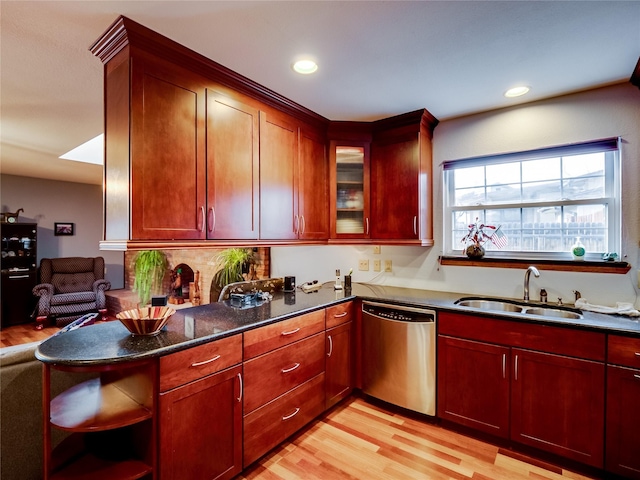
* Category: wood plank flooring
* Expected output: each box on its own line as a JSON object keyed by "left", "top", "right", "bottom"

{"left": 240, "top": 397, "right": 600, "bottom": 480}
{"left": 0, "top": 322, "right": 60, "bottom": 347}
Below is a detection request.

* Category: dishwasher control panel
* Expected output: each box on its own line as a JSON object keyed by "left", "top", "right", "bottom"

{"left": 362, "top": 301, "right": 436, "bottom": 323}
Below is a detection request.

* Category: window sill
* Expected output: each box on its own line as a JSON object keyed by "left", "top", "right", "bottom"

{"left": 438, "top": 256, "right": 631, "bottom": 274}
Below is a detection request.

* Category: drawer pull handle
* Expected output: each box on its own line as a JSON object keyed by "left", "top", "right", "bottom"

{"left": 282, "top": 408, "right": 300, "bottom": 421}
{"left": 191, "top": 354, "right": 221, "bottom": 367}
{"left": 634, "top": 374, "right": 640, "bottom": 380}
{"left": 333, "top": 312, "right": 348, "bottom": 318}
{"left": 635, "top": 352, "right": 640, "bottom": 357}
{"left": 281, "top": 328, "right": 300, "bottom": 336}
{"left": 281, "top": 363, "right": 300, "bottom": 374}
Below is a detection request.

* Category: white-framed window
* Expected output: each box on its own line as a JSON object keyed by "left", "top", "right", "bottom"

{"left": 443, "top": 138, "right": 621, "bottom": 260}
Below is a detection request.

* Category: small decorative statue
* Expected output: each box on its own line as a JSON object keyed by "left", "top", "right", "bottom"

{"left": 168, "top": 267, "right": 185, "bottom": 305}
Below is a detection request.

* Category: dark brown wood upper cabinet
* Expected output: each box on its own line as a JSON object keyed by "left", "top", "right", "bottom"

{"left": 206, "top": 90, "right": 260, "bottom": 240}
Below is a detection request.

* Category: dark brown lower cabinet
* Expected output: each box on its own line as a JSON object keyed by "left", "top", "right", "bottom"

{"left": 325, "top": 321, "right": 353, "bottom": 410}
{"left": 606, "top": 365, "right": 640, "bottom": 479}
{"left": 510, "top": 348, "right": 604, "bottom": 468}
{"left": 159, "top": 365, "right": 242, "bottom": 480}
{"left": 437, "top": 335, "right": 510, "bottom": 438}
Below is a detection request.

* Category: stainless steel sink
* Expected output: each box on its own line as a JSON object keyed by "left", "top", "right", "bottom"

{"left": 455, "top": 297, "right": 583, "bottom": 320}
{"left": 455, "top": 299, "right": 524, "bottom": 313}
{"left": 523, "top": 307, "right": 582, "bottom": 319}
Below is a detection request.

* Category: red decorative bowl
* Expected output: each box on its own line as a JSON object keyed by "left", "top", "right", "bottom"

{"left": 116, "top": 306, "right": 176, "bottom": 336}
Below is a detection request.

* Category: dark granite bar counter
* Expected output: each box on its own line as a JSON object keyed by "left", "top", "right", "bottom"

{"left": 36, "top": 282, "right": 640, "bottom": 367}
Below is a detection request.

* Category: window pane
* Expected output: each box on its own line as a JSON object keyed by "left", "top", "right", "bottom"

{"left": 486, "top": 163, "right": 520, "bottom": 185}
{"left": 454, "top": 186, "right": 486, "bottom": 206}
{"left": 522, "top": 158, "right": 560, "bottom": 182}
{"left": 486, "top": 184, "right": 521, "bottom": 204}
{"left": 454, "top": 166, "right": 485, "bottom": 188}
{"left": 523, "top": 180, "right": 563, "bottom": 201}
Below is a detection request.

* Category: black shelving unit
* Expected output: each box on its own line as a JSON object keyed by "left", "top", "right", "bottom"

{"left": 1, "top": 222, "right": 37, "bottom": 327}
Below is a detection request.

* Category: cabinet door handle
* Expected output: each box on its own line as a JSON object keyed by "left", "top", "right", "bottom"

{"left": 327, "top": 335, "right": 333, "bottom": 357}
{"left": 281, "top": 363, "right": 300, "bottom": 374}
{"left": 282, "top": 407, "right": 300, "bottom": 421}
{"left": 413, "top": 215, "right": 417, "bottom": 236}
{"left": 294, "top": 215, "right": 299, "bottom": 234}
{"left": 634, "top": 374, "right": 640, "bottom": 380}
{"left": 502, "top": 353, "right": 506, "bottom": 379}
{"left": 635, "top": 352, "right": 640, "bottom": 357}
{"left": 300, "top": 215, "right": 306, "bottom": 236}
{"left": 365, "top": 217, "right": 369, "bottom": 235}
{"left": 199, "top": 206, "right": 206, "bottom": 232}
{"left": 514, "top": 354, "right": 519, "bottom": 381}
{"left": 208, "top": 207, "right": 215, "bottom": 233}
{"left": 281, "top": 327, "right": 300, "bottom": 336}
{"left": 8, "top": 274, "right": 30, "bottom": 279}
{"left": 236, "top": 373, "right": 243, "bottom": 402}
{"left": 333, "top": 312, "right": 348, "bottom": 318}
{"left": 191, "top": 354, "right": 220, "bottom": 367}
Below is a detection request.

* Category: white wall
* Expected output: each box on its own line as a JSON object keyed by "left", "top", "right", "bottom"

{"left": 1, "top": 174, "right": 124, "bottom": 288}
{"left": 272, "top": 83, "right": 640, "bottom": 308}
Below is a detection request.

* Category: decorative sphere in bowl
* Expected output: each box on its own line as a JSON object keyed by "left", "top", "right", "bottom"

{"left": 116, "top": 306, "right": 176, "bottom": 336}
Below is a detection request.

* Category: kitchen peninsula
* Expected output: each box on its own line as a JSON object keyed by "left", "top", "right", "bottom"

{"left": 36, "top": 283, "right": 640, "bottom": 479}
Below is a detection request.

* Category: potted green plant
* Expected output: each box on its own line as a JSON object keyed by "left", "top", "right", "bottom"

{"left": 133, "top": 250, "right": 168, "bottom": 306}
{"left": 210, "top": 248, "right": 256, "bottom": 301}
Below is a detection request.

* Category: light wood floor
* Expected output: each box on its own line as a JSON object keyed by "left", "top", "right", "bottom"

{"left": 1, "top": 324, "right": 601, "bottom": 480}
{"left": 0, "top": 321, "right": 60, "bottom": 347}
{"left": 240, "top": 397, "right": 600, "bottom": 480}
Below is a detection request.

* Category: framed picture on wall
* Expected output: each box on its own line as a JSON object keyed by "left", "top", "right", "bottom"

{"left": 54, "top": 222, "right": 74, "bottom": 236}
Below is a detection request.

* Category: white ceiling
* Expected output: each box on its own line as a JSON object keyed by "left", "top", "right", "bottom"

{"left": 1, "top": 1, "right": 639, "bottom": 186}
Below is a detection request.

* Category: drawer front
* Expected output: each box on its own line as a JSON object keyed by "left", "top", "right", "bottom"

{"left": 243, "top": 332, "right": 325, "bottom": 413}
{"left": 439, "top": 311, "right": 605, "bottom": 361}
{"left": 326, "top": 301, "right": 353, "bottom": 329}
{"left": 160, "top": 334, "right": 242, "bottom": 392}
{"left": 243, "top": 373, "right": 325, "bottom": 467}
{"left": 243, "top": 309, "right": 325, "bottom": 359}
{"left": 608, "top": 334, "right": 640, "bottom": 368}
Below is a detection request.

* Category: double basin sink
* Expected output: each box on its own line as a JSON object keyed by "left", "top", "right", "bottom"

{"left": 455, "top": 297, "right": 583, "bottom": 320}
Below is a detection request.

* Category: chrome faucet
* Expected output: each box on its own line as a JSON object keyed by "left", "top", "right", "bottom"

{"left": 523, "top": 266, "right": 540, "bottom": 301}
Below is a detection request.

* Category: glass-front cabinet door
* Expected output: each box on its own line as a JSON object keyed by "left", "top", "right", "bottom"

{"left": 330, "top": 141, "right": 370, "bottom": 239}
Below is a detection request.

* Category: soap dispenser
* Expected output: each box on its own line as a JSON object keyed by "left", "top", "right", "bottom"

{"left": 334, "top": 269, "right": 343, "bottom": 290}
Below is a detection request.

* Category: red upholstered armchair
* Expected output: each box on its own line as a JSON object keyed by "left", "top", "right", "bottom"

{"left": 32, "top": 257, "right": 111, "bottom": 329}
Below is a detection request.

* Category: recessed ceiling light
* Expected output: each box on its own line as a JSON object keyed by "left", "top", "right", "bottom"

{"left": 292, "top": 59, "right": 318, "bottom": 75}
{"left": 504, "top": 86, "right": 530, "bottom": 98}
{"left": 59, "top": 134, "right": 104, "bottom": 165}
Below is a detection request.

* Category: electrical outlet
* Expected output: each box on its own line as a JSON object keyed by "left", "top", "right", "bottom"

{"left": 373, "top": 245, "right": 381, "bottom": 254}
{"left": 373, "top": 259, "right": 381, "bottom": 272}
{"left": 384, "top": 260, "right": 392, "bottom": 272}
{"left": 358, "top": 259, "right": 369, "bottom": 271}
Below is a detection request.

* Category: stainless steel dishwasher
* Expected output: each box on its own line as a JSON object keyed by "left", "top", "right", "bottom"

{"left": 361, "top": 301, "right": 436, "bottom": 416}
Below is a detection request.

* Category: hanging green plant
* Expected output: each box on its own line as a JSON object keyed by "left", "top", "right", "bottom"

{"left": 133, "top": 250, "right": 168, "bottom": 306}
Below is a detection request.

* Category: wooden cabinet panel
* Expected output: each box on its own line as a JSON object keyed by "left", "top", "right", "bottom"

{"left": 607, "top": 334, "right": 640, "bottom": 368}
{"left": 243, "top": 332, "right": 325, "bottom": 413}
{"left": 438, "top": 311, "right": 605, "bottom": 361}
{"left": 206, "top": 91, "right": 259, "bottom": 240}
{"left": 243, "top": 309, "right": 325, "bottom": 360}
{"left": 511, "top": 348, "right": 604, "bottom": 468}
{"left": 606, "top": 365, "right": 640, "bottom": 479}
{"left": 259, "top": 111, "right": 298, "bottom": 240}
{"left": 326, "top": 301, "right": 353, "bottom": 329}
{"left": 159, "top": 365, "right": 242, "bottom": 480}
{"left": 243, "top": 373, "right": 325, "bottom": 467}
{"left": 437, "top": 335, "right": 510, "bottom": 438}
{"left": 298, "top": 125, "right": 329, "bottom": 240}
{"left": 131, "top": 55, "right": 206, "bottom": 240}
{"left": 325, "top": 321, "right": 353, "bottom": 409}
{"left": 371, "top": 137, "right": 419, "bottom": 239}
{"left": 160, "top": 334, "right": 242, "bottom": 392}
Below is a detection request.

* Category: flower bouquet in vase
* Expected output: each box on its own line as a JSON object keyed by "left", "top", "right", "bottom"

{"left": 461, "top": 218, "right": 508, "bottom": 258}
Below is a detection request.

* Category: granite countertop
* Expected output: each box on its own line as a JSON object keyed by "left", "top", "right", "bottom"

{"left": 36, "top": 282, "right": 640, "bottom": 367}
